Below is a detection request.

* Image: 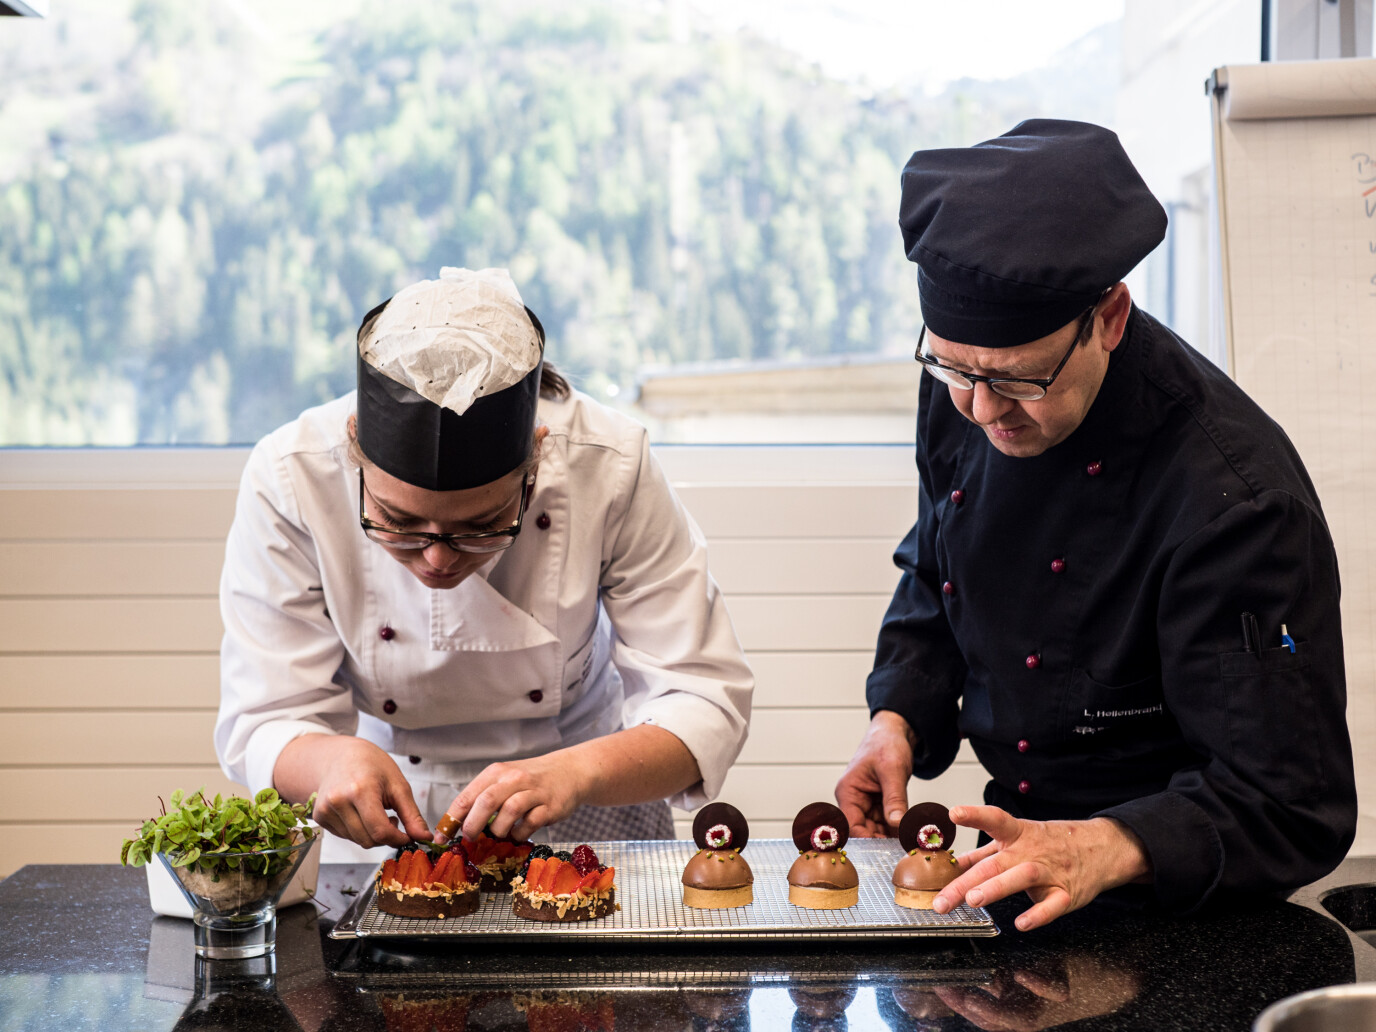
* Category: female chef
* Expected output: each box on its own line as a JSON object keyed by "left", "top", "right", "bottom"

{"left": 215, "top": 267, "right": 753, "bottom": 860}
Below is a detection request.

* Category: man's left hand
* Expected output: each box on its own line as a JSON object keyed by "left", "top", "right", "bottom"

{"left": 933, "top": 806, "right": 1152, "bottom": 931}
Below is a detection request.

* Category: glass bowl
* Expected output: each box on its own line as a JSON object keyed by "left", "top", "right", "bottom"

{"left": 157, "top": 833, "right": 319, "bottom": 959}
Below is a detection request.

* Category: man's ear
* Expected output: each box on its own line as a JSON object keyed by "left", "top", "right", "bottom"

{"left": 1098, "top": 282, "right": 1133, "bottom": 353}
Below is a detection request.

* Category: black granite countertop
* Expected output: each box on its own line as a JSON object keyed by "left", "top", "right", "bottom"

{"left": 1, "top": 858, "right": 1374, "bottom": 1031}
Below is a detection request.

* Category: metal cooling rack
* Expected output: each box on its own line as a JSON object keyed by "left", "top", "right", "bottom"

{"left": 329, "top": 838, "right": 997, "bottom": 941}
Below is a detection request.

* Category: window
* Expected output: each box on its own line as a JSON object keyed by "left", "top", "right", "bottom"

{"left": 0, "top": 0, "right": 1123, "bottom": 446}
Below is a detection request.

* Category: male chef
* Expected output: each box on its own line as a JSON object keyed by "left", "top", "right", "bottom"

{"left": 836, "top": 119, "right": 1356, "bottom": 931}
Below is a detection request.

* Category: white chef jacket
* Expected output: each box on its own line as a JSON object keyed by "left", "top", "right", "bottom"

{"left": 215, "top": 389, "right": 753, "bottom": 819}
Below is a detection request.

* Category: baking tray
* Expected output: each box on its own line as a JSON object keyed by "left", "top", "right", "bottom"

{"left": 329, "top": 838, "right": 997, "bottom": 941}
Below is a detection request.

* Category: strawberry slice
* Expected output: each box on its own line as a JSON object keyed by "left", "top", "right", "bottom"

{"left": 379, "top": 858, "right": 398, "bottom": 888}
{"left": 493, "top": 840, "right": 513, "bottom": 859}
{"left": 403, "top": 850, "right": 433, "bottom": 889}
{"left": 593, "top": 867, "right": 615, "bottom": 892}
{"left": 537, "top": 857, "right": 562, "bottom": 894}
{"left": 394, "top": 851, "right": 414, "bottom": 886}
{"left": 524, "top": 857, "right": 547, "bottom": 888}
{"left": 551, "top": 863, "right": 583, "bottom": 896}
{"left": 430, "top": 851, "right": 456, "bottom": 887}
{"left": 576, "top": 870, "right": 601, "bottom": 894}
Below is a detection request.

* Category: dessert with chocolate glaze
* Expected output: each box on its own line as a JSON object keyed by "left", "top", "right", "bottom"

{"left": 510, "top": 843, "right": 617, "bottom": 922}
{"left": 787, "top": 802, "right": 859, "bottom": 909}
{"left": 375, "top": 843, "right": 481, "bottom": 919}
{"left": 891, "top": 802, "right": 960, "bottom": 910}
{"left": 681, "top": 802, "right": 754, "bottom": 909}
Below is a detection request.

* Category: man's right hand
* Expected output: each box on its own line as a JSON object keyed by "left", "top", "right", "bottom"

{"left": 274, "top": 734, "right": 431, "bottom": 849}
{"left": 834, "top": 709, "right": 919, "bottom": 837}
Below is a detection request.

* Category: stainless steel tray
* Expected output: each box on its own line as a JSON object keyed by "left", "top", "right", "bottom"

{"left": 329, "top": 838, "right": 998, "bottom": 941}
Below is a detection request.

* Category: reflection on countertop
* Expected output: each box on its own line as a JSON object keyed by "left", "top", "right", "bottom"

{"left": 0, "top": 859, "right": 1372, "bottom": 1031}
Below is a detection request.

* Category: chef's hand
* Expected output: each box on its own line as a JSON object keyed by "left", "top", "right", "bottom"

{"left": 274, "top": 734, "right": 431, "bottom": 849}
{"left": 437, "top": 751, "right": 587, "bottom": 844}
{"left": 437, "top": 724, "right": 701, "bottom": 843}
{"left": 834, "top": 710, "right": 918, "bottom": 837}
{"left": 933, "top": 805, "right": 1152, "bottom": 931}
{"left": 933, "top": 955, "right": 1140, "bottom": 1031}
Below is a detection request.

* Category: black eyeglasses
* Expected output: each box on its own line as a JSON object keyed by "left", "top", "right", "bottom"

{"left": 915, "top": 299, "right": 1101, "bottom": 401}
{"left": 359, "top": 470, "right": 534, "bottom": 553}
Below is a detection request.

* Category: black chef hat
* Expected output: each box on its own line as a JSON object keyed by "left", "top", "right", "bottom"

{"left": 899, "top": 119, "right": 1167, "bottom": 348}
{"left": 355, "top": 268, "right": 545, "bottom": 491}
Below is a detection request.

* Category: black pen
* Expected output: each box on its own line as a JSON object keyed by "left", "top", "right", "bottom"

{"left": 1241, "top": 612, "right": 1260, "bottom": 655}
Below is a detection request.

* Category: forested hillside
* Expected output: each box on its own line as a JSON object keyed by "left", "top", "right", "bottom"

{"left": 0, "top": 0, "right": 1115, "bottom": 444}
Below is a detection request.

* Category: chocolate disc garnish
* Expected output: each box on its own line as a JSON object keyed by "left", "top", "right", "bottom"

{"left": 692, "top": 802, "right": 749, "bottom": 852}
{"left": 899, "top": 802, "right": 955, "bottom": 853}
{"left": 791, "top": 801, "right": 849, "bottom": 852}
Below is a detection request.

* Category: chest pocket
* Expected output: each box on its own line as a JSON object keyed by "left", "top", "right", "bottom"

{"left": 407, "top": 575, "right": 562, "bottom": 726}
{"left": 1219, "top": 643, "right": 1319, "bottom": 801}
{"left": 1062, "top": 668, "right": 1170, "bottom": 744}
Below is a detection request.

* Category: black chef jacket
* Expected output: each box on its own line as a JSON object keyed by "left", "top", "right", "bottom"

{"left": 867, "top": 305, "right": 1356, "bottom": 912}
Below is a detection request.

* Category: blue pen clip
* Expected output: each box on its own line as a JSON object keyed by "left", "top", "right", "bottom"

{"left": 1280, "top": 623, "right": 1296, "bottom": 654}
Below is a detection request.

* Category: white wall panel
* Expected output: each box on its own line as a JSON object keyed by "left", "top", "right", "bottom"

{"left": 0, "top": 655, "right": 220, "bottom": 709}
{"left": 0, "top": 542, "right": 224, "bottom": 597}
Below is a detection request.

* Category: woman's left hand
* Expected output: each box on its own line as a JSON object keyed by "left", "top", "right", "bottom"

{"left": 438, "top": 752, "right": 590, "bottom": 843}
{"left": 435, "top": 724, "right": 701, "bottom": 843}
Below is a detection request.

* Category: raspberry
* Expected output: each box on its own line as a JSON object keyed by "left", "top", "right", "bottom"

{"left": 465, "top": 861, "right": 480, "bottom": 884}
{"left": 571, "top": 844, "right": 599, "bottom": 874}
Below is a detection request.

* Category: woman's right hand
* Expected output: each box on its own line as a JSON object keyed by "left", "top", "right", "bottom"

{"left": 274, "top": 734, "right": 432, "bottom": 848}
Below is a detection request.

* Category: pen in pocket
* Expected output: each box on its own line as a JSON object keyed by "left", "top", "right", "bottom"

{"left": 1240, "top": 612, "right": 1261, "bottom": 656}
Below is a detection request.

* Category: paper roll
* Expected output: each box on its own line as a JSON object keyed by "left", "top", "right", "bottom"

{"left": 1220, "top": 58, "right": 1376, "bottom": 121}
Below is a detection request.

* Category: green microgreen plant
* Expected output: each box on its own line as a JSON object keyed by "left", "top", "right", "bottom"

{"left": 120, "top": 787, "right": 316, "bottom": 879}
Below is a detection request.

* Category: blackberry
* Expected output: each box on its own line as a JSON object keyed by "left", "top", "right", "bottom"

{"left": 553, "top": 850, "right": 573, "bottom": 862}
{"left": 529, "top": 844, "right": 555, "bottom": 860}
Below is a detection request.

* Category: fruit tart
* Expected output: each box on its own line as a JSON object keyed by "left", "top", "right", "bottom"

{"left": 510, "top": 844, "right": 616, "bottom": 922}
{"left": 786, "top": 802, "right": 859, "bottom": 909}
{"left": 435, "top": 814, "right": 535, "bottom": 891}
{"left": 681, "top": 801, "right": 754, "bottom": 909}
{"left": 375, "top": 843, "right": 481, "bottom": 919}
{"left": 891, "top": 802, "right": 960, "bottom": 910}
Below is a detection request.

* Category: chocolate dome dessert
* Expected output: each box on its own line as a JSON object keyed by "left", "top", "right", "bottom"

{"left": 681, "top": 802, "right": 754, "bottom": 909}
{"left": 891, "top": 802, "right": 960, "bottom": 910}
{"left": 787, "top": 802, "right": 858, "bottom": 910}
